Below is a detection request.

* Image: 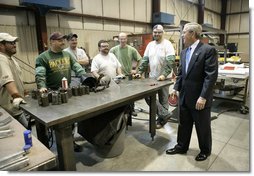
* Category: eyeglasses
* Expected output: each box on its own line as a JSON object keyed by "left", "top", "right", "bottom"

{"left": 100, "top": 45, "right": 109, "bottom": 48}
{"left": 153, "top": 31, "right": 163, "bottom": 34}
{"left": 183, "top": 30, "right": 194, "bottom": 34}
{"left": 4, "top": 41, "right": 16, "bottom": 45}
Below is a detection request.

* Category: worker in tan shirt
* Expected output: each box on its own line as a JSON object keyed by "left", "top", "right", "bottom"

{"left": 0, "top": 33, "right": 28, "bottom": 128}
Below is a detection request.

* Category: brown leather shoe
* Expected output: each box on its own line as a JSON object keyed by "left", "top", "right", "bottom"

{"left": 156, "top": 120, "right": 164, "bottom": 129}
{"left": 156, "top": 112, "right": 173, "bottom": 128}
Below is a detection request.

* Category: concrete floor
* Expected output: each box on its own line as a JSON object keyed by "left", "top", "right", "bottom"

{"left": 33, "top": 88, "right": 250, "bottom": 172}
{"left": 42, "top": 99, "right": 249, "bottom": 172}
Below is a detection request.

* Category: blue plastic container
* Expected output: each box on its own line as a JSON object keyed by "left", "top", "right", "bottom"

{"left": 23, "top": 130, "right": 32, "bottom": 146}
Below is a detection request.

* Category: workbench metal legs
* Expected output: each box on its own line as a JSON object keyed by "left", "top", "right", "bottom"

{"left": 243, "top": 78, "right": 249, "bottom": 105}
{"left": 54, "top": 125, "right": 76, "bottom": 171}
{"left": 35, "top": 121, "right": 49, "bottom": 148}
{"left": 149, "top": 93, "right": 156, "bottom": 141}
{"left": 127, "top": 107, "right": 132, "bottom": 127}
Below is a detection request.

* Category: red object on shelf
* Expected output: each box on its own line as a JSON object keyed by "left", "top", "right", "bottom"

{"left": 168, "top": 94, "right": 178, "bottom": 107}
{"left": 127, "top": 34, "right": 153, "bottom": 56}
{"left": 223, "top": 66, "right": 235, "bottom": 70}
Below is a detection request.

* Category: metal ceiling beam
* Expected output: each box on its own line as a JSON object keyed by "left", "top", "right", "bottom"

{"left": 152, "top": 0, "right": 160, "bottom": 28}
{"left": 226, "top": 11, "right": 249, "bottom": 15}
{"left": 0, "top": 3, "right": 48, "bottom": 53}
{"left": 220, "top": 0, "right": 227, "bottom": 45}
{"left": 198, "top": 0, "right": 205, "bottom": 24}
{"left": 50, "top": 10, "right": 150, "bottom": 25}
{"left": 152, "top": 0, "right": 160, "bottom": 13}
{"left": 204, "top": 7, "right": 220, "bottom": 15}
{"left": 34, "top": 8, "right": 48, "bottom": 54}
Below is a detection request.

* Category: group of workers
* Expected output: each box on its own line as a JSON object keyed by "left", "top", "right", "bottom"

{"left": 0, "top": 22, "right": 218, "bottom": 162}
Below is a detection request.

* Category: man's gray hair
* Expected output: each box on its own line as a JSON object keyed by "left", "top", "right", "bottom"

{"left": 184, "top": 22, "right": 202, "bottom": 38}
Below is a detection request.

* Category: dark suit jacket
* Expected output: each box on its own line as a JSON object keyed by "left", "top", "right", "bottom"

{"left": 174, "top": 42, "right": 218, "bottom": 109}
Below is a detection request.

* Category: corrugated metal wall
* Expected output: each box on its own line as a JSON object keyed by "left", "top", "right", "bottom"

{"left": 160, "top": 0, "right": 198, "bottom": 26}
{"left": 0, "top": 0, "right": 152, "bottom": 85}
{"left": 0, "top": 0, "right": 250, "bottom": 85}
{"left": 160, "top": 0, "right": 221, "bottom": 29}
{"left": 226, "top": 0, "right": 249, "bottom": 62}
{"left": 0, "top": 25, "right": 37, "bottom": 83}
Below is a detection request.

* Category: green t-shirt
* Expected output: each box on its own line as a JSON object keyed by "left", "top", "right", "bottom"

{"left": 110, "top": 45, "right": 141, "bottom": 75}
{"left": 35, "top": 49, "right": 86, "bottom": 89}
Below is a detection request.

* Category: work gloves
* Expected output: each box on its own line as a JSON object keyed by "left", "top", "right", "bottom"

{"left": 39, "top": 87, "right": 48, "bottom": 93}
{"left": 13, "top": 97, "right": 27, "bottom": 109}
{"left": 157, "top": 75, "right": 166, "bottom": 81}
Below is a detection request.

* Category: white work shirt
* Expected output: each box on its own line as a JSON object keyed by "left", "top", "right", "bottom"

{"left": 188, "top": 39, "right": 200, "bottom": 59}
{"left": 64, "top": 47, "right": 88, "bottom": 76}
{"left": 91, "top": 53, "right": 121, "bottom": 79}
{"left": 144, "top": 39, "right": 175, "bottom": 78}
{"left": 64, "top": 47, "right": 88, "bottom": 62}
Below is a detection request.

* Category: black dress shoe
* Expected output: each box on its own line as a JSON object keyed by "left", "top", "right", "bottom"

{"left": 166, "top": 147, "right": 187, "bottom": 155}
{"left": 195, "top": 153, "right": 210, "bottom": 161}
{"left": 73, "top": 142, "right": 83, "bottom": 152}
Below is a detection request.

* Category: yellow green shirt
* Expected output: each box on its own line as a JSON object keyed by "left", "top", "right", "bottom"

{"left": 110, "top": 45, "right": 141, "bottom": 75}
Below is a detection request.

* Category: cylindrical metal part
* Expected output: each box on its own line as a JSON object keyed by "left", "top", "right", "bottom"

{"left": 128, "top": 74, "right": 133, "bottom": 80}
{"left": 37, "top": 92, "right": 42, "bottom": 106}
{"left": 82, "top": 86, "right": 86, "bottom": 95}
{"left": 61, "top": 92, "right": 68, "bottom": 103}
{"left": 51, "top": 91, "right": 58, "bottom": 105}
{"left": 77, "top": 86, "right": 83, "bottom": 96}
{"left": 58, "top": 88, "right": 65, "bottom": 93}
{"left": 80, "top": 86, "right": 86, "bottom": 96}
{"left": 31, "top": 89, "right": 37, "bottom": 99}
{"left": 48, "top": 91, "right": 52, "bottom": 103}
{"left": 72, "top": 86, "right": 78, "bottom": 96}
{"left": 58, "top": 92, "right": 62, "bottom": 105}
{"left": 36, "top": 90, "right": 41, "bottom": 100}
{"left": 84, "top": 86, "right": 90, "bottom": 94}
{"left": 67, "top": 88, "right": 72, "bottom": 98}
{"left": 41, "top": 93, "right": 49, "bottom": 107}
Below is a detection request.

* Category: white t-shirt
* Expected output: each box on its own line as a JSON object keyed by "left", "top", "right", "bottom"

{"left": 91, "top": 53, "right": 121, "bottom": 78}
{"left": 64, "top": 47, "right": 88, "bottom": 62}
{"left": 143, "top": 39, "right": 175, "bottom": 78}
{"left": 64, "top": 47, "right": 88, "bottom": 75}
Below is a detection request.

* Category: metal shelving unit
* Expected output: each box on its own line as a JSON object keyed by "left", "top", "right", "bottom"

{"left": 213, "top": 74, "right": 249, "bottom": 105}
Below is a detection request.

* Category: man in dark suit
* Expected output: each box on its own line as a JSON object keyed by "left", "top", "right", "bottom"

{"left": 165, "top": 22, "right": 218, "bottom": 161}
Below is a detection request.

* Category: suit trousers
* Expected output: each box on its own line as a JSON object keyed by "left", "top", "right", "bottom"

{"left": 177, "top": 100, "right": 212, "bottom": 155}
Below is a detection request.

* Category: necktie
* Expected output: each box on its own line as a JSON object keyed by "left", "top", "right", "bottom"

{"left": 185, "top": 47, "right": 192, "bottom": 73}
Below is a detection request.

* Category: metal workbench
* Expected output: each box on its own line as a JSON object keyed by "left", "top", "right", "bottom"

{"left": 214, "top": 73, "right": 249, "bottom": 105}
{"left": 0, "top": 107, "right": 56, "bottom": 171}
{"left": 20, "top": 78, "right": 173, "bottom": 171}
